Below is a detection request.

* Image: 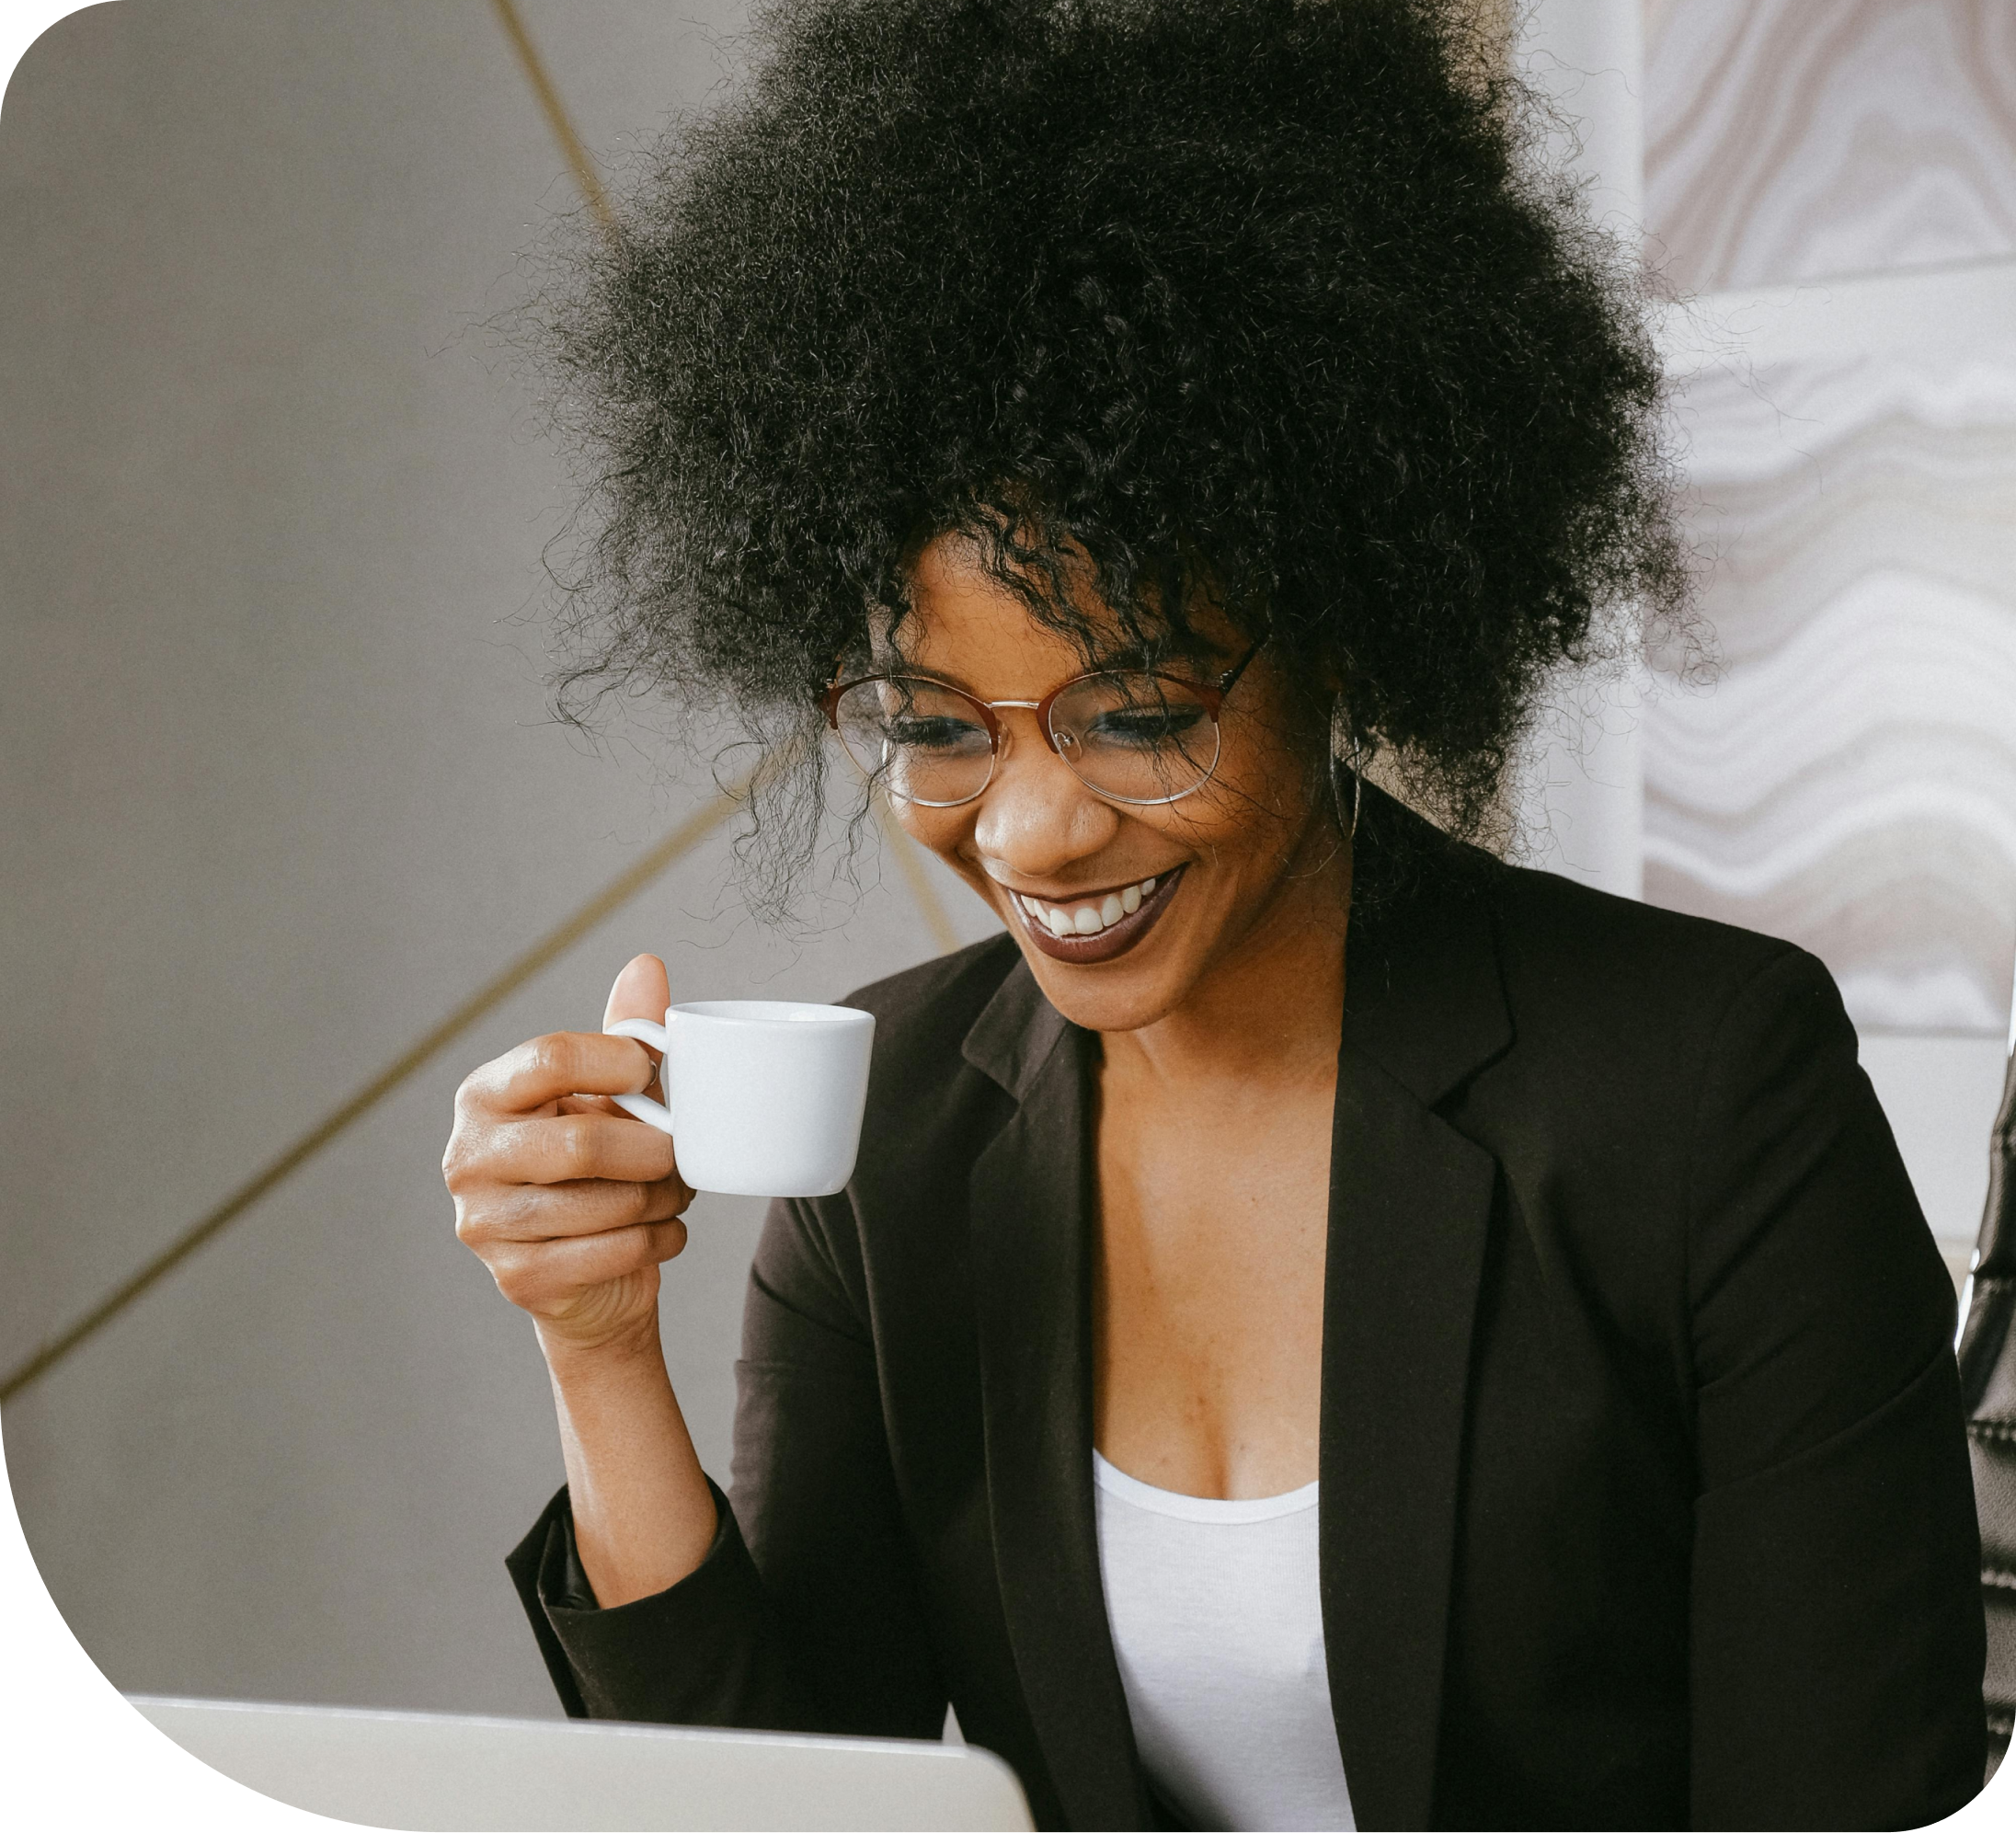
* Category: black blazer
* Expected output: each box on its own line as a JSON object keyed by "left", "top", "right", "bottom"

{"left": 509, "top": 791, "right": 1986, "bottom": 1830}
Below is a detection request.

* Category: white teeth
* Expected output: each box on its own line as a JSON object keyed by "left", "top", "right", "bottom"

{"left": 1019, "top": 873, "right": 1168, "bottom": 939}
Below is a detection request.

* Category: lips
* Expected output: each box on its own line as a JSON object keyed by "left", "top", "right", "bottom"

{"left": 1008, "top": 866, "right": 1186, "bottom": 964}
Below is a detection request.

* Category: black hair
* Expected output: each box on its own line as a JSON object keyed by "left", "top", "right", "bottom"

{"left": 528, "top": 0, "right": 1689, "bottom": 905}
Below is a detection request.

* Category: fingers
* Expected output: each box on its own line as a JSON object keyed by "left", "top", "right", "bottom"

{"left": 460, "top": 1030, "right": 660, "bottom": 1117}
{"left": 460, "top": 1171, "right": 691, "bottom": 1244}
{"left": 484, "top": 1218, "right": 691, "bottom": 1313}
{"left": 556, "top": 1093, "right": 632, "bottom": 1117}
{"left": 447, "top": 967, "right": 697, "bottom": 1332}
{"left": 603, "top": 953, "right": 671, "bottom": 1032}
{"left": 487, "top": 1106, "right": 684, "bottom": 1189}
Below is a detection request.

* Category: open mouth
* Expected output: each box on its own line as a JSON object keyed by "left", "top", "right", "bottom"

{"left": 1007, "top": 866, "right": 1186, "bottom": 965}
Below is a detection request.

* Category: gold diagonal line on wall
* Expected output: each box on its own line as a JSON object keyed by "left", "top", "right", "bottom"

{"left": 0, "top": 785, "right": 750, "bottom": 1406}
{"left": 487, "top": 0, "right": 967, "bottom": 956}
{"left": 486, "top": 0, "right": 966, "bottom": 969}
{"left": 488, "top": 0, "right": 617, "bottom": 235}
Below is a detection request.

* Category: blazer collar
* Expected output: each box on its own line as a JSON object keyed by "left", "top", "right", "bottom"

{"left": 960, "top": 951, "right": 1071, "bottom": 1100}
{"left": 961, "top": 789, "right": 1511, "bottom": 1832}
{"left": 1335, "top": 784, "right": 1514, "bottom": 1104}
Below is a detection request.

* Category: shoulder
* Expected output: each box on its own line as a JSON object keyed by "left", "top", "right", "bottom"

{"left": 1352, "top": 786, "right": 1837, "bottom": 1059}
{"left": 1482, "top": 853, "right": 1846, "bottom": 1060}
{"left": 1472, "top": 855, "right": 1869, "bottom": 1213}
{"left": 1491, "top": 853, "right": 1801, "bottom": 985}
{"left": 836, "top": 930, "right": 1028, "bottom": 1106}
{"left": 1477, "top": 855, "right": 1947, "bottom": 1346}
{"left": 1454, "top": 853, "right": 1953, "bottom": 1456}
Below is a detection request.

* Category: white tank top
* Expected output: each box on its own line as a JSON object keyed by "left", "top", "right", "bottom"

{"left": 1093, "top": 1451, "right": 1357, "bottom": 1831}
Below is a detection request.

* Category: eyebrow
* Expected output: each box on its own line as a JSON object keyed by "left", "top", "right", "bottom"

{"left": 866, "top": 641, "right": 1219, "bottom": 690}
{"left": 865, "top": 659, "right": 977, "bottom": 694}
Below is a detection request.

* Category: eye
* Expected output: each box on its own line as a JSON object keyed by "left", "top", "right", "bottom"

{"left": 889, "top": 713, "right": 990, "bottom": 753}
{"left": 1082, "top": 701, "right": 1208, "bottom": 750}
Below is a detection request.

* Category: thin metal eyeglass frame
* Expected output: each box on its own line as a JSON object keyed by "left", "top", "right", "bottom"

{"left": 821, "top": 636, "right": 1267, "bottom": 808}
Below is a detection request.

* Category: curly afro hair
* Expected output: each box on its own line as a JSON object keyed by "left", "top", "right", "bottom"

{"left": 531, "top": 0, "right": 1687, "bottom": 902}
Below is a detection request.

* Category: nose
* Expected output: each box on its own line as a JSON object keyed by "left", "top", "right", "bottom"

{"left": 972, "top": 709, "right": 1120, "bottom": 880}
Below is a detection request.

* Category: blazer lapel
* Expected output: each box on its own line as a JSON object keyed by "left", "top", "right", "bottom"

{"left": 1322, "top": 794, "right": 1512, "bottom": 1830}
{"left": 1322, "top": 1049, "right": 1497, "bottom": 1829}
{"left": 965, "top": 969, "right": 1151, "bottom": 1831}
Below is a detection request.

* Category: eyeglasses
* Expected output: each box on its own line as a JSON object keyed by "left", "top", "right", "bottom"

{"left": 821, "top": 638, "right": 1265, "bottom": 808}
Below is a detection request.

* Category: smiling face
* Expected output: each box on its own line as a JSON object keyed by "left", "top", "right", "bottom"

{"left": 880, "top": 533, "right": 1350, "bottom": 1036}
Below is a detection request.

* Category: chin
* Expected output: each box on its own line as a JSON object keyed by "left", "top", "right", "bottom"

{"left": 992, "top": 885, "right": 1201, "bottom": 1035}
{"left": 1024, "top": 951, "right": 1198, "bottom": 1036}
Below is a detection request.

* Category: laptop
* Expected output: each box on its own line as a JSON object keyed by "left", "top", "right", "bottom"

{"left": 128, "top": 1695, "right": 1035, "bottom": 1831}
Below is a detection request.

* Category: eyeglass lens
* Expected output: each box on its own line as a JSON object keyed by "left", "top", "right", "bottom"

{"left": 830, "top": 673, "right": 1222, "bottom": 808}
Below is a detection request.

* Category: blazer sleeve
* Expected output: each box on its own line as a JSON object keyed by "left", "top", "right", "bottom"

{"left": 1684, "top": 947, "right": 1987, "bottom": 1829}
{"left": 504, "top": 1193, "right": 945, "bottom": 1737}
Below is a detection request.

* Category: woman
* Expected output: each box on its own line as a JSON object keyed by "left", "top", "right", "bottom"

{"left": 443, "top": 3, "right": 1986, "bottom": 1826}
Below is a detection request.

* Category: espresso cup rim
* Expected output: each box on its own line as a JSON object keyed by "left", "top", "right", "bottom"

{"left": 668, "top": 998, "right": 873, "bottom": 1028}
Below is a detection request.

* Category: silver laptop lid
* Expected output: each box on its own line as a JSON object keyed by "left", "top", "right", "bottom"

{"left": 129, "top": 1695, "right": 1034, "bottom": 1832}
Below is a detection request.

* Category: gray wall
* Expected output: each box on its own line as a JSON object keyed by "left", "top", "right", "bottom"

{"left": 0, "top": 0, "right": 996, "bottom": 1718}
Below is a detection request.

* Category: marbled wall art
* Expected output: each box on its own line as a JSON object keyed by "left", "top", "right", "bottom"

{"left": 1642, "top": 0, "right": 2016, "bottom": 1040}
{"left": 1647, "top": 330, "right": 2016, "bottom": 1034}
{"left": 1644, "top": 0, "right": 2016, "bottom": 292}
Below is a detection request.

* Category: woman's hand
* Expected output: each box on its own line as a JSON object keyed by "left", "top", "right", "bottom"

{"left": 448, "top": 955, "right": 721, "bottom": 1604}
{"left": 445, "top": 954, "right": 693, "bottom": 1356}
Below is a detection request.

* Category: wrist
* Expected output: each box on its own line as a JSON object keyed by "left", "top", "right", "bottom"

{"left": 535, "top": 1308, "right": 665, "bottom": 1380}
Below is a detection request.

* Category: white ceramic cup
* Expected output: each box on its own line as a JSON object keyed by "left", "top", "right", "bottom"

{"left": 604, "top": 1000, "right": 876, "bottom": 1197}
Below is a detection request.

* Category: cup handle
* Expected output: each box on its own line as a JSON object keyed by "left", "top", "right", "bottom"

{"left": 604, "top": 1017, "right": 673, "bottom": 1132}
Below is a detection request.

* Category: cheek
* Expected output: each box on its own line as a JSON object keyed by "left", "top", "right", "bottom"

{"left": 1155, "top": 803, "right": 1275, "bottom": 884}
{"left": 1167, "top": 734, "right": 1315, "bottom": 856}
{"left": 892, "top": 802, "right": 991, "bottom": 887}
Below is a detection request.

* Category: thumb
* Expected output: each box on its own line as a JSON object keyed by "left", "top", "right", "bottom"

{"left": 602, "top": 952, "right": 671, "bottom": 1033}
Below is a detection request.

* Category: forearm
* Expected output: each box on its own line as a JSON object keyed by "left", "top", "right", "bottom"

{"left": 539, "top": 1317, "right": 719, "bottom": 1609}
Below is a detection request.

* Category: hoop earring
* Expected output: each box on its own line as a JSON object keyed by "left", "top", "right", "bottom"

{"left": 1328, "top": 693, "right": 1364, "bottom": 842}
